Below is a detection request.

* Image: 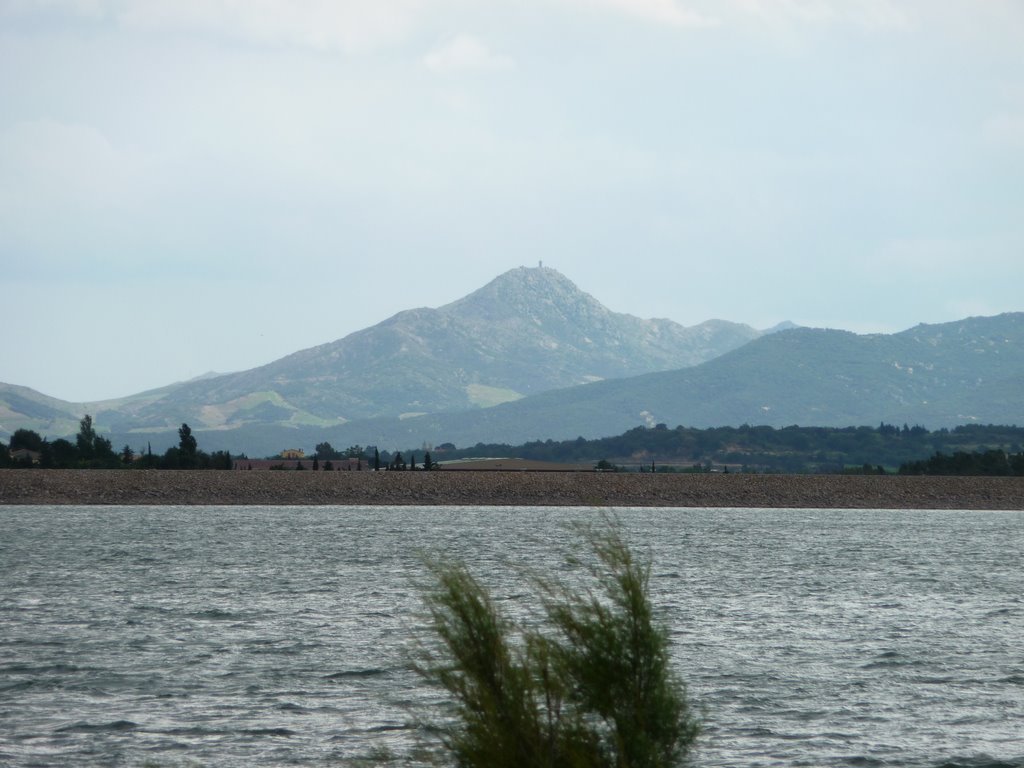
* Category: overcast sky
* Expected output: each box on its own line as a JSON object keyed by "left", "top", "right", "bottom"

{"left": 2, "top": 0, "right": 1022, "bottom": 402}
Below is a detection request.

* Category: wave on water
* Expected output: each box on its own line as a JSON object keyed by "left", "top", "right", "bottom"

{"left": 860, "top": 650, "right": 929, "bottom": 670}
{"left": 275, "top": 702, "right": 310, "bottom": 713}
{"left": 188, "top": 608, "right": 246, "bottom": 620}
{"left": 56, "top": 720, "right": 138, "bottom": 733}
{"left": 3, "top": 505, "right": 1023, "bottom": 767}
{"left": 241, "top": 728, "right": 295, "bottom": 738}
{"left": 324, "top": 668, "right": 390, "bottom": 680}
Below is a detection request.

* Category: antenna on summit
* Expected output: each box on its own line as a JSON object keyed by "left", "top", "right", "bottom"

{"left": 538, "top": 260, "right": 543, "bottom": 269}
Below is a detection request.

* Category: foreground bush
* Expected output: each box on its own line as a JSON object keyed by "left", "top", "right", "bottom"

{"left": 419, "top": 523, "right": 698, "bottom": 767}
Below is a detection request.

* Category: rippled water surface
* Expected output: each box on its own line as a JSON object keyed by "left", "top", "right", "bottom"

{"left": 1, "top": 506, "right": 1022, "bottom": 767}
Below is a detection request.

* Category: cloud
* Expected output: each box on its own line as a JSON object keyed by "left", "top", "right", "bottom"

{"left": 3, "top": 0, "right": 425, "bottom": 52}
{"left": 552, "top": 0, "right": 922, "bottom": 34}
{"left": 869, "top": 235, "right": 1022, "bottom": 283}
{"left": 983, "top": 114, "right": 1024, "bottom": 149}
{"left": 727, "top": 0, "right": 908, "bottom": 29}
{"left": 423, "top": 35, "right": 515, "bottom": 74}
{"left": 0, "top": 119, "right": 146, "bottom": 212}
{"left": 0, "top": 119, "right": 155, "bottom": 268}
{"left": 561, "top": 0, "right": 908, "bottom": 30}
{"left": 568, "top": 0, "right": 718, "bottom": 27}
{"left": 0, "top": 0, "right": 107, "bottom": 16}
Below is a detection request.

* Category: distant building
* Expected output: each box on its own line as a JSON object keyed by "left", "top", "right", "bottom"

{"left": 280, "top": 448, "right": 305, "bottom": 459}
{"left": 10, "top": 449, "right": 42, "bottom": 465}
{"left": 231, "top": 456, "right": 364, "bottom": 470}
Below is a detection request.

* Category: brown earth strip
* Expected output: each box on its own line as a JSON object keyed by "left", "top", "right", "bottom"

{"left": 1, "top": 469, "right": 1023, "bottom": 509}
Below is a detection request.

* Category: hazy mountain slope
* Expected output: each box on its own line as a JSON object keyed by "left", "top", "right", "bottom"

{"left": 0, "top": 378, "right": 214, "bottom": 443}
{"left": 109, "top": 312, "right": 1024, "bottom": 456}
{"left": 0, "top": 383, "right": 82, "bottom": 438}
{"left": 1, "top": 266, "right": 766, "bottom": 444}
{"left": 318, "top": 313, "right": 1024, "bottom": 449}
{"left": 101, "top": 266, "right": 763, "bottom": 432}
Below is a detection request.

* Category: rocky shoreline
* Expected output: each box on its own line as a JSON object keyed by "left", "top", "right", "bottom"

{"left": 2, "top": 469, "right": 1022, "bottom": 509}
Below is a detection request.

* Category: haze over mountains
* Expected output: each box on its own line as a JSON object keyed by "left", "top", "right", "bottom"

{"left": 141, "top": 265, "right": 763, "bottom": 423}
{"left": 391, "top": 313, "right": 1024, "bottom": 448}
{"left": 1, "top": 267, "right": 765, "bottom": 447}
{"left": 2, "top": 266, "right": 1021, "bottom": 457}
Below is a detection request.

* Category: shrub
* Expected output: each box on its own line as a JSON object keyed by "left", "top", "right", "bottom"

{"left": 418, "top": 523, "right": 698, "bottom": 767}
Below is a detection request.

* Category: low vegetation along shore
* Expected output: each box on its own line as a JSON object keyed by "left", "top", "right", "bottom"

{"left": 1, "top": 469, "right": 1022, "bottom": 509}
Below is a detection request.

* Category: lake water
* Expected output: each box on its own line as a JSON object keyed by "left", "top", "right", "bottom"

{"left": 1, "top": 505, "right": 1022, "bottom": 767}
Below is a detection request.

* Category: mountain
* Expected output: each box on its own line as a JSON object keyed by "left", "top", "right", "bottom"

{"left": 1, "top": 266, "right": 765, "bottom": 446}
{"left": 6, "top": 266, "right": 1020, "bottom": 457}
{"left": 0, "top": 378, "right": 201, "bottom": 444}
{"left": 92, "top": 311, "right": 1024, "bottom": 456}
{"left": 359, "top": 312, "right": 1024, "bottom": 448}
{"left": 0, "top": 383, "right": 84, "bottom": 439}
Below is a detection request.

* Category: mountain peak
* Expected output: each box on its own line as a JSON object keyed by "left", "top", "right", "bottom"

{"left": 763, "top": 321, "right": 800, "bottom": 335}
{"left": 443, "top": 265, "right": 606, "bottom": 324}
{"left": 1, "top": 265, "right": 765, "bottom": 451}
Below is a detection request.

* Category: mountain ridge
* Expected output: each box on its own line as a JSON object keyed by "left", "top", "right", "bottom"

{"left": 1, "top": 266, "right": 768, "bottom": 442}
{"left": 151, "top": 311, "right": 1018, "bottom": 456}
{"left": 7, "top": 267, "right": 1018, "bottom": 458}
{"left": 356, "top": 311, "right": 1024, "bottom": 448}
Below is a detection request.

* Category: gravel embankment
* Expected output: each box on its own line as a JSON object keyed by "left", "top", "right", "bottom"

{"left": 1, "top": 469, "right": 1022, "bottom": 509}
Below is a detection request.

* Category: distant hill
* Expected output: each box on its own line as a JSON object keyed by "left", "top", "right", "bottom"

{"left": 74, "top": 312, "right": 1024, "bottom": 457}
{"left": 308, "top": 312, "right": 1024, "bottom": 451}
{"left": 1, "top": 266, "right": 765, "bottom": 448}
{"left": 0, "top": 383, "right": 83, "bottom": 439}
{"left": 0, "top": 377, "right": 207, "bottom": 442}
{"left": 11, "top": 269, "right": 1018, "bottom": 459}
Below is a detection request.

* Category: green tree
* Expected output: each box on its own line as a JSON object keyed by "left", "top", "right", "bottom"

{"left": 75, "top": 414, "right": 117, "bottom": 468}
{"left": 137, "top": 442, "right": 158, "bottom": 469}
{"left": 161, "top": 446, "right": 181, "bottom": 469}
{"left": 178, "top": 423, "right": 198, "bottom": 468}
{"left": 423, "top": 451, "right": 433, "bottom": 471}
{"left": 10, "top": 428, "right": 45, "bottom": 453}
{"left": 95, "top": 436, "right": 116, "bottom": 467}
{"left": 374, "top": 447, "right": 381, "bottom": 471}
{"left": 315, "top": 441, "right": 339, "bottom": 460}
{"left": 419, "top": 522, "right": 698, "bottom": 768}
{"left": 209, "top": 450, "right": 233, "bottom": 470}
{"left": 76, "top": 415, "right": 97, "bottom": 462}
{"left": 121, "top": 445, "right": 134, "bottom": 465}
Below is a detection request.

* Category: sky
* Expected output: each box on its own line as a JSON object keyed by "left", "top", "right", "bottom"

{"left": 1, "top": 0, "right": 1022, "bottom": 403}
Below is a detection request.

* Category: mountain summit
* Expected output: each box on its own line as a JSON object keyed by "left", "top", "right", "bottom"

{"left": 430, "top": 265, "right": 761, "bottom": 396}
{"left": 1, "top": 266, "right": 764, "bottom": 441}
{"left": 122, "top": 266, "right": 761, "bottom": 431}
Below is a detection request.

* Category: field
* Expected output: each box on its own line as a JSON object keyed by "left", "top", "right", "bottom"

{"left": 2, "top": 469, "right": 1023, "bottom": 509}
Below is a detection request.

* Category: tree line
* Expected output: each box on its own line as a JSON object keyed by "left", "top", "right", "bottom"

{"left": 6, "top": 419, "right": 1024, "bottom": 475}
{"left": 308, "top": 442, "right": 437, "bottom": 471}
{"left": 899, "top": 449, "right": 1024, "bottom": 476}
{"left": 1, "top": 416, "right": 231, "bottom": 470}
{"left": 425, "top": 422, "right": 1024, "bottom": 474}
{"left": 0, "top": 425, "right": 439, "bottom": 471}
